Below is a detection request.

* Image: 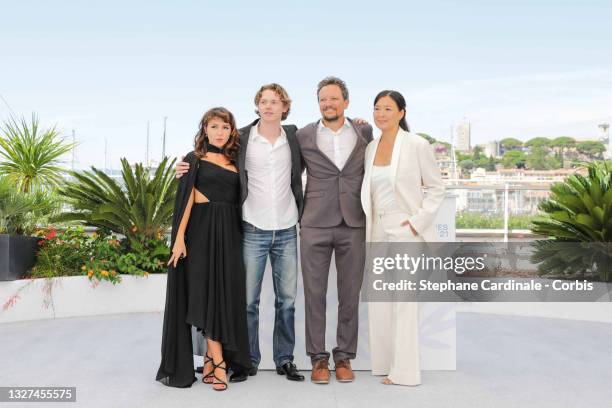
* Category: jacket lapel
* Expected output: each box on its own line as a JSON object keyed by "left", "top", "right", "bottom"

{"left": 311, "top": 120, "right": 341, "bottom": 171}
{"left": 362, "top": 136, "right": 380, "bottom": 217}
{"left": 389, "top": 129, "right": 406, "bottom": 192}
{"left": 238, "top": 119, "right": 258, "bottom": 170}
{"left": 284, "top": 124, "right": 300, "bottom": 177}
{"left": 343, "top": 117, "right": 368, "bottom": 171}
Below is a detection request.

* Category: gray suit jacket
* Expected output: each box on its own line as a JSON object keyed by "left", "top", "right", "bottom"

{"left": 297, "top": 118, "right": 373, "bottom": 228}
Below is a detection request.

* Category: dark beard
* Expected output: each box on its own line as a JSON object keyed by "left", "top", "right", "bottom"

{"left": 323, "top": 113, "right": 340, "bottom": 122}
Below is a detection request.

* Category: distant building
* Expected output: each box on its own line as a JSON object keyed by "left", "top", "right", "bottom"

{"left": 483, "top": 140, "right": 500, "bottom": 158}
{"left": 455, "top": 120, "right": 471, "bottom": 152}
{"left": 436, "top": 154, "right": 458, "bottom": 179}
{"left": 450, "top": 168, "right": 588, "bottom": 216}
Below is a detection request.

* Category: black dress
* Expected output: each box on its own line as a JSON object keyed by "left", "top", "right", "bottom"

{"left": 156, "top": 152, "right": 251, "bottom": 388}
{"left": 186, "top": 159, "right": 250, "bottom": 364}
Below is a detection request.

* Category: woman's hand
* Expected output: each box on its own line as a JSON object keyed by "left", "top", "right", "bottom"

{"left": 168, "top": 237, "right": 187, "bottom": 267}
{"left": 400, "top": 220, "right": 418, "bottom": 236}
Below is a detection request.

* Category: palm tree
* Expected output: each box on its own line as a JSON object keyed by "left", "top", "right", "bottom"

{"left": 0, "top": 176, "right": 57, "bottom": 235}
{"left": 56, "top": 157, "right": 177, "bottom": 243}
{"left": 531, "top": 162, "right": 611, "bottom": 281}
{"left": 0, "top": 114, "right": 76, "bottom": 193}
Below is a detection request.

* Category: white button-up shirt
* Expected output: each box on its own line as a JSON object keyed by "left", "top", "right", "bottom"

{"left": 316, "top": 119, "right": 358, "bottom": 170}
{"left": 242, "top": 125, "right": 298, "bottom": 230}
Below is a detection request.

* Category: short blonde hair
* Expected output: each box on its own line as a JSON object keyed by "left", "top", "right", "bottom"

{"left": 254, "top": 83, "right": 292, "bottom": 121}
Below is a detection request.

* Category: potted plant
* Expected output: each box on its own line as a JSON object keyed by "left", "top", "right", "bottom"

{"left": 531, "top": 161, "right": 612, "bottom": 282}
{"left": 56, "top": 156, "right": 177, "bottom": 276}
{"left": 0, "top": 177, "right": 57, "bottom": 280}
{"left": 0, "top": 113, "right": 73, "bottom": 280}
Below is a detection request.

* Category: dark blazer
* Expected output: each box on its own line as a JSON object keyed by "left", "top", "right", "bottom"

{"left": 237, "top": 119, "right": 304, "bottom": 220}
{"left": 296, "top": 118, "right": 373, "bottom": 228}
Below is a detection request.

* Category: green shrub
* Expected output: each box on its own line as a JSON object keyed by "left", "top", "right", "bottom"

{"left": 31, "top": 226, "right": 170, "bottom": 284}
{"left": 456, "top": 212, "right": 535, "bottom": 229}
{"left": 0, "top": 176, "right": 59, "bottom": 235}
{"left": 31, "top": 227, "right": 91, "bottom": 278}
{"left": 531, "top": 161, "right": 611, "bottom": 281}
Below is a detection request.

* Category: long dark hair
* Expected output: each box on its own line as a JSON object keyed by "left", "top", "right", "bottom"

{"left": 194, "top": 107, "right": 240, "bottom": 162}
{"left": 373, "top": 90, "right": 410, "bottom": 131}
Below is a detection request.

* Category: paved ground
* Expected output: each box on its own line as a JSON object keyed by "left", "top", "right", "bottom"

{"left": 1, "top": 312, "right": 611, "bottom": 408}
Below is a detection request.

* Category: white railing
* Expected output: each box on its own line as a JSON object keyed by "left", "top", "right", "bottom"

{"left": 445, "top": 182, "right": 551, "bottom": 242}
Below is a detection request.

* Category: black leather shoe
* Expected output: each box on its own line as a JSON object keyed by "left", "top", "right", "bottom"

{"left": 195, "top": 366, "right": 203, "bottom": 374}
{"left": 229, "top": 367, "right": 257, "bottom": 383}
{"left": 276, "top": 362, "right": 305, "bottom": 381}
{"left": 229, "top": 369, "right": 248, "bottom": 383}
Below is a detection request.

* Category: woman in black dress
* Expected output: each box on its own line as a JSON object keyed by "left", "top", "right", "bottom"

{"left": 156, "top": 107, "right": 251, "bottom": 391}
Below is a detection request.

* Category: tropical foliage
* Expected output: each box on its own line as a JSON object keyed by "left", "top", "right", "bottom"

{"left": 32, "top": 226, "right": 170, "bottom": 284}
{"left": 31, "top": 227, "right": 91, "bottom": 279}
{"left": 56, "top": 157, "right": 177, "bottom": 244}
{"left": 0, "top": 114, "right": 75, "bottom": 193}
{"left": 0, "top": 176, "right": 58, "bottom": 235}
{"left": 531, "top": 161, "right": 612, "bottom": 281}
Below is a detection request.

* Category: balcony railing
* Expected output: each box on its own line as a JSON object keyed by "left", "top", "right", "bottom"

{"left": 445, "top": 181, "right": 551, "bottom": 242}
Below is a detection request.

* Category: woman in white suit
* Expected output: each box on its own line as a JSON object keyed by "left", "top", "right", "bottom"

{"left": 361, "top": 90, "right": 445, "bottom": 385}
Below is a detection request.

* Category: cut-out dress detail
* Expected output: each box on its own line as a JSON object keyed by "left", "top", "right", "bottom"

{"left": 184, "top": 159, "right": 250, "bottom": 371}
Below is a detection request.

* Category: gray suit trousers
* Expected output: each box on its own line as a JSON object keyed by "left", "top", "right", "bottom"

{"left": 300, "top": 221, "right": 365, "bottom": 364}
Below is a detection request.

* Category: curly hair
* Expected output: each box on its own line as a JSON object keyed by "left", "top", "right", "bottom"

{"left": 254, "top": 83, "right": 292, "bottom": 121}
{"left": 193, "top": 107, "right": 240, "bottom": 162}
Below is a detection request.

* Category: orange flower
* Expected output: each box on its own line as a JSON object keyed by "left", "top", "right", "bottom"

{"left": 131, "top": 225, "right": 138, "bottom": 233}
{"left": 101, "top": 270, "right": 109, "bottom": 277}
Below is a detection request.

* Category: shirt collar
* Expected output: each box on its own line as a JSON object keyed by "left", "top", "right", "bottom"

{"left": 317, "top": 118, "right": 351, "bottom": 133}
{"left": 250, "top": 123, "right": 287, "bottom": 143}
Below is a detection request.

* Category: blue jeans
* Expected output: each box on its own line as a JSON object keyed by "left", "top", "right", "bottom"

{"left": 242, "top": 221, "right": 298, "bottom": 368}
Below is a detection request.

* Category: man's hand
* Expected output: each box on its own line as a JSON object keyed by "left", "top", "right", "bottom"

{"left": 400, "top": 220, "right": 418, "bottom": 236}
{"left": 175, "top": 156, "right": 190, "bottom": 179}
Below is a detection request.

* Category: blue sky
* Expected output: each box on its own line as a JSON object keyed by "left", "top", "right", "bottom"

{"left": 2, "top": 0, "right": 611, "bottom": 170}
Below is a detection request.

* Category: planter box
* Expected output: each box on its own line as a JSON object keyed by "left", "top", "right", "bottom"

{"left": 0, "top": 234, "right": 40, "bottom": 281}
{"left": 0, "top": 274, "right": 167, "bottom": 323}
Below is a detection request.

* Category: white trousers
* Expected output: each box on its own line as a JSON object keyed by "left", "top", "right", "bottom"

{"left": 368, "top": 210, "right": 422, "bottom": 386}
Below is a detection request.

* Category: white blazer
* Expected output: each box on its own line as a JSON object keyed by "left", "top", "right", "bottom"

{"left": 360, "top": 128, "right": 445, "bottom": 242}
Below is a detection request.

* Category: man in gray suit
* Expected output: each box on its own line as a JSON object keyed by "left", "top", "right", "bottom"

{"left": 297, "top": 77, "right": 373, "bottom": 384}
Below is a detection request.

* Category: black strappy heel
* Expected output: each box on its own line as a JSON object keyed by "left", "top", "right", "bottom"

{"left": 202, "top": 353, "right": 214, "bottom": 384}
{"left": 212, "top": 359, "right": 228, "bottom": 391}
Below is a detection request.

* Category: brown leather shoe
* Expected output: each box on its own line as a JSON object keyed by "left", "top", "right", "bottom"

{"left": 311, "top": 359, "right": 330, "bottom": 384}
{"left": 334, "top": 359, "right": 354, "bottom": 382}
